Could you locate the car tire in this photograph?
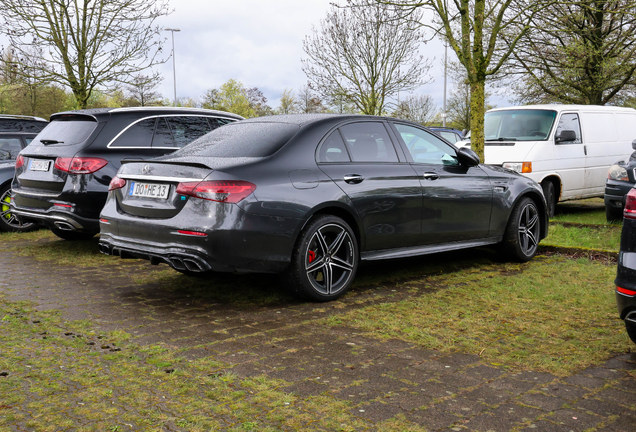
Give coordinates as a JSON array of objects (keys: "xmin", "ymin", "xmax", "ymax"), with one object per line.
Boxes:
[
  {"xmin": 541, "ymin": 181, "xmax": 557, "ymax": 219},
  {"xmin": 283, "ymin": 215, "xmax": 358, "ymax": 302},
  {"xmin": 605, "ymin": 201, "xmax": 623, "ymax": 222},
  {"xmin": 626, "ymin": 321, "xmax": 636, "ymax": 344},
  {"xmin": 500, "ymin": 197, "xmax": 541, "ymax": 262},
  {"xmin": 0, "ymin": 183, "xmax": 38, "ymax": 233},
  {"xmin": 51, "ymin": 227, "xmax": 96, "ymax": 241}
]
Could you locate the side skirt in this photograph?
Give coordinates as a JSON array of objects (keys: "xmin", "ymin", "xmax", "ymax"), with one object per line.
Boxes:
[{"xmin": 361, "ymin": 237, "xmax": 502, "ymax": 261}]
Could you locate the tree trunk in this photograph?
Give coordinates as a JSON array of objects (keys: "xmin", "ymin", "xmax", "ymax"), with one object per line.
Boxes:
[{"xmin": 469, "ymin": 80, "xmax": 486, "ymax": 162}]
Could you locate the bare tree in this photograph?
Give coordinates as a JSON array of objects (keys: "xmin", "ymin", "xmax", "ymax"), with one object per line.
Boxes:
[
  {"xmin": 373, "ymin": 0, "xmax": 544, "ymax": 160},
  {"xmin": 302, "ymin": 0, "xmax": 431, "ymax": 115},
  {"xmin": 392, "ymin": 94, "xmax": 437, "ymax": 125},
  {"xmin": 509, "ymin": 0, "xmax": 636, "ymax": 105},
  {"xmin": 296, "ymin": 84, "xmax": 326, "ymax": 113},
  {"xmin": 0, "ymin": 0, "xmax": 170, "ymax": 109},
  {"xmin": 126, "ymin": 74, "xmax": 164, "ymax": 107},
  {"xmin": 277, "ymin": 89, "xmax": 297, "ymax": 114}
]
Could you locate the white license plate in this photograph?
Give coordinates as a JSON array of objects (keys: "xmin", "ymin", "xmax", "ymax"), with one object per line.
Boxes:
[
  {"xmin": 29, "ymin": 160, "xmax": 51, "ymax": 172},
  {"xmin": 128, "ymin": 181, "xmax": 170, "ymax": 199}
]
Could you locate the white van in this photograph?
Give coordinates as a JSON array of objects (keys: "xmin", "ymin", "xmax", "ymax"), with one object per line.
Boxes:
[{"xmin": 481, "ymin": 104, "xmax": 636, "ymax": 216}]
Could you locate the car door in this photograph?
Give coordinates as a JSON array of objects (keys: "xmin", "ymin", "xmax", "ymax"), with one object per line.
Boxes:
[
  {"xmin": 317, "ymin": 121, "xmax": 422, "ymax": 251},
  {"xmin": 390, "ymin": 122, "xmax": 493, "ymax": 245},
  {"xmin": 553, "ymin": 112, "xmax": 586, "ymax": 199}
]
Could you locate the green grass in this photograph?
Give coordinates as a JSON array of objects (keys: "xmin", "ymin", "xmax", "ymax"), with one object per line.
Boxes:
[
  {"xmin": 0, "ymin": 298, "xmax": 402, "ymax": 431},
  {"xmin": 324, "ymin": 255, "xmax": 628, "ymax": 376},
  {"xmin": 543, "ymin": 223, "xmax": 621, "ymax": 251},
  {"xmin": 552, "ymin": 197, "xmax": 619, "ymax": 225}
]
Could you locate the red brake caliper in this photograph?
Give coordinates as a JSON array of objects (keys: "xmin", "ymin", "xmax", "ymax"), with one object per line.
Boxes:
[{"xmin": 308, "ymin": 250, "xmax": 316, "ymax": 263}]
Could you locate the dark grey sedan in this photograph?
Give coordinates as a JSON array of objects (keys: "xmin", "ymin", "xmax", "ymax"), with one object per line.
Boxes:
[{"xmin": 99, "ymin": 114, "xmax": 548, "ymax": 301}]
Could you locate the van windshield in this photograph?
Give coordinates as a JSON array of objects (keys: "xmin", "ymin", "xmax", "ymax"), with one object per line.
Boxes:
[{"xmin": 484, "ymin": 109, "xmax": 557, "ymax": 141}]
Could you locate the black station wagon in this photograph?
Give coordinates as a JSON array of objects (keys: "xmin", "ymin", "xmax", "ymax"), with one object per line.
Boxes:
[{"xmin": 11, "ymin": 107, "xmax": 242, "ymax": 240}]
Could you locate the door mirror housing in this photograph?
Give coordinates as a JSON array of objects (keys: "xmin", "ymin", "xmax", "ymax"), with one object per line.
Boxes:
[
  {"xmin": 555, "ymin": 130, "xmax": 577, "ymax": 143},
  {"xmin": 457, "ymin": 146, "xmax": 480, "ymax": 167},
  {"xmin": 632, "ymin": 139, "xmax": 636, "ymax": 150}
]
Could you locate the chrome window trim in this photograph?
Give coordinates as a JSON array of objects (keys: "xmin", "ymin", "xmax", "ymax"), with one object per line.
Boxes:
[{"xmin": 106, "ymin": 115, "xmax": 230, "ymax": 149}]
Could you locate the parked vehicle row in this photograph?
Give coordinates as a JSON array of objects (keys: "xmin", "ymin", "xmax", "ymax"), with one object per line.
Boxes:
[{"xmin": 3, "ymin": 109, "xmax": 551, "ymax": 301}]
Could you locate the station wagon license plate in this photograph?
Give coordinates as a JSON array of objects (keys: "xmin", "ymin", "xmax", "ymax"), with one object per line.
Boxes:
[
  {"xmin": 29, "ymin": 160, "xmax": 51, "ymax": 172},
  {"xmin": 128, "ymin": 182, "xmax": 169, "ymax": 199}
]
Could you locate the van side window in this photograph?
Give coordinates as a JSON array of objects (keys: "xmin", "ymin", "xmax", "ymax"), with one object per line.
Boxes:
[
  {"xmin": 111, "ymin": 118, "xmax": 156, "ymax": 148},
  {"xmin": 555, "ymin": 113, "xmax": 582, "ymax": 144}
]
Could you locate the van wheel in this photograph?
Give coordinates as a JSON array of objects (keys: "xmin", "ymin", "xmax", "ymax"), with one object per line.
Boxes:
[
  {"xmin": 283, "ymin": 215, "xmax": 358, "ymax": 302},
  {"xmin": 541, "ymin": 181, "xmax": 557, "ymax": 219},
  {"xmin": 51, "ymin": 227, "xmax": 96, "ymax": 241},
  {"xmin": 500, "ymin": 197, "xmax": 541, "ymax": 262}
]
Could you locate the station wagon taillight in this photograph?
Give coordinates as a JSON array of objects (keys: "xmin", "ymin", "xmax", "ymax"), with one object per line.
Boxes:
[
  {"xmin": 176, "ymin": 180, "xmax": 256, "ymax": 204},
  {"xmin": 15, "ymin": 155, "xmax": 25, "ymax": 169},
  {"xmin": 55, "ymin": 157, "xmax": 108, "ymax": 174},
  {"xmin": 108, "ymin": 176, "xmax": 126, "ymax": 191},
  {"xmin": 625, "ymin": 189, "xmax": 636, "ymax": 220}
]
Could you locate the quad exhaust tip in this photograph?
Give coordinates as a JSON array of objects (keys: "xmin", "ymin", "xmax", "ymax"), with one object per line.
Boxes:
[{"xmin": 54, "ymin": 221, "xmax": 76, "ymax": 231}]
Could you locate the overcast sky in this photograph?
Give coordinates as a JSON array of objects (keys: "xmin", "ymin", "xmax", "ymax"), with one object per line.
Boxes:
[
  {"xmin": 152, "ymin": 0, "xmax": 459, "ymax": 110},
  {"xmin": 0, "ymin": 0, "xmax": 512, "ymax": 112}
]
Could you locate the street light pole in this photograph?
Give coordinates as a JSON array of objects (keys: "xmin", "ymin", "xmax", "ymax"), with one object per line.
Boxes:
[{"xmin": 164, "ymin": 28, "xmax": 180, "ymax": 106}]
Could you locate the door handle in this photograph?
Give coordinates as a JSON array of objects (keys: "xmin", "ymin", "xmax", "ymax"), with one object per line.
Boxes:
[
  {"xmin": 343, "ymin": 174, "xmax": 364, "ymax": 184},
  {"xmin": 422, "ymin": 172, "xmax": 439, "ymax": 180},
  {"xmin": 584, "ymin": 145, "xmax": 587, "ymax": 155}
]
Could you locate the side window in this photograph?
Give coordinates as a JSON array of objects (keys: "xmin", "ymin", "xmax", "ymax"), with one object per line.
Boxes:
[
  {"xmin": 152, "ymin": 118, "xmax": 176, "ymax": 147},
  {"xmin": 166, "ymin": 116, "xmax": 212, "ymax": 147},
  {"xmin": 338, "ymin": 122, "xmax": 398, "ymax": 163},
  {"xmin": 555, "ymin": 113, "xmax": 582, "ymax": 144},
  {"xmin": 111, "ymin": 118, "xmax": 156, "ymax": 148},
  {"xmin": 212, "ymin": 118, "xmax": 234, "ymax": 128},
  {"xmin": 0, "ymin": 138, "xmax": 23, "ymax": 160},
  {"xmin": 317, "ymin": 131, "xmax": 351, "ymax": 163},
  {"xmin": 394, "ymin": 123, "xmax": 458, "ymax": 165},
  {"xmin": 438, "ymin": 131, "xmax": 459, "ymax": 144}
]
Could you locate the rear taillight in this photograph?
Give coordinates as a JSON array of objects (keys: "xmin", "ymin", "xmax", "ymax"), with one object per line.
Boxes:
[
  {"xmin": 108, "ymin": 176, "xmax": 126, "ymax": 191},
  {"xmin": 625, "ymin": 189, "xmax": 636, "ymax": 220},
  {"xmin": 15, "ymin": 155, "xmax": 25, "ymax": 169},
  {"xmin": 617, "ymin": 286, "xmax": 636, "ymax": 296},
  {"xmin": 176, "ymin": 180, "xmax": 256, "ymax": 203},
  {"xmin": 55, "ymin": 157, "xmax": 108, "ymax": 174}
]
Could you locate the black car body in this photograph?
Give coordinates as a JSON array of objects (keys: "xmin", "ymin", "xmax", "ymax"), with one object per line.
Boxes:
[
  {"xmin": 11, "ymin": 107, "xmax": 242, "ymax": 240},
  {"xmin": 0, "ymin": 115, "xmax": 48, "ymax": 232},
  {"xmin": 98, "ymin": 114, "xmax": 548, "ymax": 301},
  {"xmin": 615, "ymin": 188, "xmax": 636, "ymax": 342},
  {"xmin": 428, "ymin": 127, "xmax": 464, "ymax": 145},
  {"xmin": 605, "ymin": 140, "xmax": 636, "ymax": 221}
]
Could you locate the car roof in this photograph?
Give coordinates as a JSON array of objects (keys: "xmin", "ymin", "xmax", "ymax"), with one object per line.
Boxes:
[
  {"xmin": 0, "ymin": 114, "xmax": 47, "ymax": 122},
  {"xmin": 241, "ymin": 113, "xmax": 419, "ymax": 127},
  {"xmin": 50, "ymin": 107, "xmax": 245, "ymax": 121}
]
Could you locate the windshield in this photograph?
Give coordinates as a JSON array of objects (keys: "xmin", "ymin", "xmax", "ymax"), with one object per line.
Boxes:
[{"xmin": 484, "ymin": 109, "xmax": 556, "ymax": 141}]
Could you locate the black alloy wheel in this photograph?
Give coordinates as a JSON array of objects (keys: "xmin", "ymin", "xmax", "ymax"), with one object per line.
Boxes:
[
  {"xmin": 541, "ymin": 180, "xmax": 556, "ymax": 219},
  {"xmin": 501, "ymin": 197, "xmax": 541, "ymax": 262},
  {"xmin": 284, "ymin": 215, "xmax": 358, "ymax": 301},
  {"xmin": 626, "ymin": 321, "xmax": 636, "ymax": 344},
  {"xmin": 0, "ymin": 184, "xmax": 36, "ymax": 232}
]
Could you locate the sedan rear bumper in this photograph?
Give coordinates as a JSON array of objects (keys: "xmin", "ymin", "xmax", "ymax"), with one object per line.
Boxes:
[{"xmin": 10, "ymin": 204, "xmax": 100, "ymax": 232}]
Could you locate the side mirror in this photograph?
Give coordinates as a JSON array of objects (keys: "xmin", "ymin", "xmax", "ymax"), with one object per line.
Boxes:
[
  {"xmin": 461, "ymin": 129, "xmax": 468, "ymax": 137},
  {"xmin": 555, "ymin": 130, "xmax": 577, "ymax": 143},
  {"xmin": 457, "ymin": 146, "xmax": 480, "ymax": 167},
  {"xmin": 632, "ymin": 139, "xmax": 636, "ymax": 150}
]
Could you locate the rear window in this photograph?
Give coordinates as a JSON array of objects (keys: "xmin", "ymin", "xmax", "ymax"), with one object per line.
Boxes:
[
  {"xmin": 0, "ymin": 119, "xmax": 46, "ymax": 132},
  {"xmin": 173, "ymin": 122, "xmax": 299, "ymax": 158},
  {"xmin": 36, "ymin": 118, "xmax": 98, "ymax": 146}
]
